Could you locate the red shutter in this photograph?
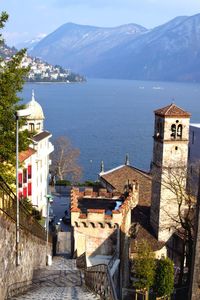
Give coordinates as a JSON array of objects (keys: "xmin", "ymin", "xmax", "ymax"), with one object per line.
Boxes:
[
  {"xmin": 18, "ymin": 173, "xmax": 22, "ymax": 188},
  {"xmin": 23, "ymin": 187, "xmax": 27, "ymax": 198},
  {"xmin": 28, "ymin": 182, "xmax": 32, "ymax": 196},
  {"xmin": 18, "ymin": 191, "xmax": 23, "ymax": 199},
  {"xmin": 28, "ymin": 165, "xmax": 32, "ymax": 179}
]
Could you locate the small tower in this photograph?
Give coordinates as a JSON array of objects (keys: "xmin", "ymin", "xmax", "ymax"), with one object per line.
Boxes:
[
  {"xmin": 125, "ymin": 153, "xmax": 130, "ymax": 166},
  {"xmin": 25, "ymin": 90, "xmax": 45, "ymax": 133},
  {"xmin": 100, "ymin": 160, "xmax": 104, "ymax": 173},
  {"xmin": 150, "ymin": 103, "xmax": 191, "ymax": 241}
]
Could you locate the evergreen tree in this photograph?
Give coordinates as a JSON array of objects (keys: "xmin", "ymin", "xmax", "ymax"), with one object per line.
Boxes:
[
  {"xmin": 0, "ymin": 11, "xmax": 30, "ymax": 184},
  {"xmin": 154, "ymin": 257, "xmax": 174, "ymax": 298},
  {"xmin": 132, "ymin": 240, "xmax": 156, "ymax": 291}
]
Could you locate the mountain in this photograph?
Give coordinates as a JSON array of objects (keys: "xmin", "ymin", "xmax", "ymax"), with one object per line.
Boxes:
[
  {"xmin": 16, "ymin": 34, "xmax": 47, "ymax": 51},
  {"xmin": 29, "ymin": 23, "xmax": 147, "ymax": 74},
  {"xmin": 30, "ymin": 14, "xmax": 200, "ymax": 82}
]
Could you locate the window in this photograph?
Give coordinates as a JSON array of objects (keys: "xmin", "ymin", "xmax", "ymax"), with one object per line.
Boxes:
[
  {"xmin": 177, "ymin": 124, "xmax": 182, "ymax": 138},
  {"xmin": 23, "ymin": 169, "xmax": 27, "ymax": 183},
  {"xmin": 171, "ymin": 124, "xmax": 176, "ymax": 139},
  {"xmin": 18, "ymin": 173, "xmax": 22, "ymax": 188},
  {"xmin": 28, "ymin": 182, "xmax": 32, "ymax": 196},
  {"xmin": 171, "ymin": 123, "xmax": 183, "ymax": 139},
  {"xmin": 29, "ymin": 123, "xmax": 35, "ymax": 132},
  {"xmin": 156, "ymin": 119, "xmax": 163, "ymax": 138},
  {"xmin": 28, "ymin": 165, "xmax": 32, "ymax": 179},
  {"xmin": 23, "ymin": 187, "xmax": 27, "ymax": 198}
]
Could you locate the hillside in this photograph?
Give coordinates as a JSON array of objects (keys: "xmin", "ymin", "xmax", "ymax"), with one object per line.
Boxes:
[
  {"xmin": 0, "ymin": 44, "xmax": 85, "ymax": 83},
  {"xmin": 29, "ymin": 14, "xmax": 200, "ymax": 82}
]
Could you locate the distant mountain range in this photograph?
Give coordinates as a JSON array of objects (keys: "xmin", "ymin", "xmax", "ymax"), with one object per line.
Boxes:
[{"xmin": 29, "ymin": 14, "xmax": 200, "ymax": 82}]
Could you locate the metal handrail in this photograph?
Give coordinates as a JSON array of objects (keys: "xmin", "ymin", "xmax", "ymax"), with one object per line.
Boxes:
[
  {"xmin": 84, "ymin": 263, "xmax": 118, "ymax": 300},
  {"xmin": 0, "ymin": 175, "xmax": 50, "ymax": 241}
]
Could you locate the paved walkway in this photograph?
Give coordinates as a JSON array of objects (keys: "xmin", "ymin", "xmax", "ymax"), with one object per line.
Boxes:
[{"xmin": 9, "ymin": 256, "xmax": 99, "ymax": 300}]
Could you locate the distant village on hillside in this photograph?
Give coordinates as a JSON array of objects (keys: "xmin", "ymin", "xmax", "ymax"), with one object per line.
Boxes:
[{"xmin": 0, "ymin": 44, "xmax": 86, "ymax": 83}]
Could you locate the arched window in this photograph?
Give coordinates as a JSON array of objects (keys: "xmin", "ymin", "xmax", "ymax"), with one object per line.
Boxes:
[
  {"xmin": 171, "ymin": 124, "xmax": 176, "ymax": 139},
  {"xmin": 29, "ymin": 123, "xmax": 35, "ymax": 132},
  {"xmin": 177, "ymin": 124, "xmax": 182, "ymax": 138}
]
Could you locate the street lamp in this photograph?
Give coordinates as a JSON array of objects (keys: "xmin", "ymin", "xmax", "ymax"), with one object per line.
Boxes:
[
  {"xmin": 15, "ymin": 108, "xmax": 31, "ymax": 266},
  {"xmin": 45, "ymin": 194, "xmax": 53, "ymax": 265}
]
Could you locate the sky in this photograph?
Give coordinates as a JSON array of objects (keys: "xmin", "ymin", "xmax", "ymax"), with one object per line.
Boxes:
[{"xmin": 1, "ymin": 0, "xmax": 200, "ymax": 46}]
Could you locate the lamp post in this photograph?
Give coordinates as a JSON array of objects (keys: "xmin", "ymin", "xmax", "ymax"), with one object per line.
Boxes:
[
  {"xmin": 15, "ymin": 108, "xmax": 31, "ymax": 266},
  {"xmin": 45, "ymin": 194, "xmax": 53, "ymax": 265}
]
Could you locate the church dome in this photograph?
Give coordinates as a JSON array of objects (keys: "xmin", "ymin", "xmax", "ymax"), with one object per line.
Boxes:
[{"xmin": 26, "ymin": 90, "xmax": 45, "ymax": 120}]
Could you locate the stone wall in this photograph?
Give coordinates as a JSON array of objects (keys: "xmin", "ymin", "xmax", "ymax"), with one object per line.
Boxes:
[{"xmin": 0, "ymin": 212, "xmax": 52, "ymax": 300}]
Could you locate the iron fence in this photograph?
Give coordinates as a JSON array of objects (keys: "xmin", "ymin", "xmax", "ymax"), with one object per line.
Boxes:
[
  {"xmin": 84, "ymin": 264, "xmax": 118, "ymax": 300},
  {"xmin": 0, "ymin": 175, "xmax": 50, "ymax": 242}
]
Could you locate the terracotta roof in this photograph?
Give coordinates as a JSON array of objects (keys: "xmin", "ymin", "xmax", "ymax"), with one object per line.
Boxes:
[
  {"xmin": 154, "ymin": 103, "xmax": 191, "ymax": 118},
  {"xmin": 19, "ymin": 148, "xmax": 36, "ymax": 163},
  {"xmin": 130, "ymin": 206, "xmax": 165, "ymax": 252},
  {"xmin": 100, "ymin": 165, "xmax": 152, "ymax": 207},
  {"xmin": 32, "ymin": 131, "xmax": 51, "ymax": 142}
]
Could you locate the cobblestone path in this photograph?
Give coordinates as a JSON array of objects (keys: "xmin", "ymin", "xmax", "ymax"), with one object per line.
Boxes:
[{"xmin": 9, "ymin": 255, "xmax": 99, "ymax": 300}]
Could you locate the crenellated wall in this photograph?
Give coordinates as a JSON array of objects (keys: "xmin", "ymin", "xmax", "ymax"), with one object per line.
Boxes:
[
  {"xmin": 71, "ymin": 185, "xmax": 139, "ymax": 259},
  {"xmin": 0, "ymin": 213, "xmax": 52, "ymax": 300}
]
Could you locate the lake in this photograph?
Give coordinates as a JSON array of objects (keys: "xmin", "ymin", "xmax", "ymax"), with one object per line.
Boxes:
[{"xmin": 21, "ymin": 79, "xmax": 200, "ymax": 180}]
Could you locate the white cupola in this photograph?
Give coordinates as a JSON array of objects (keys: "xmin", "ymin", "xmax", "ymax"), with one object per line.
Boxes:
[{"xmin": 25, "ymin": 90, "xmax": 45, "ymax": 133}]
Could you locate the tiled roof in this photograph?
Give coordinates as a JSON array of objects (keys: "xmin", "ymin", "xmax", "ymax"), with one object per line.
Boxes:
[
  {"xmin": 100, "ymin": 165, "xmax": 152, "ymax": 207},
  {"xmin": 154, "ymin": 103, "xmax": 191, "ymax": 118},
  {"xmin": 32, "ymin": 131, "xmax": 52, "ymax": 142},
  {"xmin": 130, "ymin": 206, "xmax": 165, "ymax": 252},
  {"xmin": 19, "ymin": 148, "xmax": 36, "ymax": 163}
]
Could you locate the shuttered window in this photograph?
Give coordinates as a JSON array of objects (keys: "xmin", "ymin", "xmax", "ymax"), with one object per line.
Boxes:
[{"xmin": 28, "ymin": 182, "xmax": 32, "ymax": 196}]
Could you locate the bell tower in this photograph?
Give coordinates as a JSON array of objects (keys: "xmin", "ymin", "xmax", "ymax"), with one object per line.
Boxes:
[{"xmin": 150, "ymin": 103, "xmax": 191, "ymax": 241}]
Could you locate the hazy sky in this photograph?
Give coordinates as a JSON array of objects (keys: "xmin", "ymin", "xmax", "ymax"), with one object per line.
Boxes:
[{"xmin": 1, "ymin": 0, "xmax": 200, "ymax": 46}]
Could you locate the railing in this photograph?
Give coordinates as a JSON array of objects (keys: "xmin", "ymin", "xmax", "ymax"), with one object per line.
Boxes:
[
  {"xmin": 0, "ymin": 175, "xmax": 50, "ymax": 242},
  {"xmin": 84, "ymin": 264, "xmax": 118, "ymax": 300}
]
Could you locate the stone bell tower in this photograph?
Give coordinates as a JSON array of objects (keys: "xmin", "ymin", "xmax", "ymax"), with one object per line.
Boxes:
[{"xmin": 150, "ymin": 103, "xmax": 191, "ymax": 242}]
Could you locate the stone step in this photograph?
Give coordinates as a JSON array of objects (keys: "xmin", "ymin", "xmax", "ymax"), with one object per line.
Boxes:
[
  {"xmin": 9, "ymin": 286, "xmax": 99, "ymax": 300},
  {"xmin": 8, "ymin": 256, "xmax": 100, "ymax": 299}
]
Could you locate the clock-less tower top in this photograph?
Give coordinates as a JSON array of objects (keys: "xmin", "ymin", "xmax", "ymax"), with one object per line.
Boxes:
[{"xmin": 150, "ymin": 103, "xmax": 191, "ymax": 242}]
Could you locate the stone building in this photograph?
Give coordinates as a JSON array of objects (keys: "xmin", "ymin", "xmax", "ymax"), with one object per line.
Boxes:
[
  {"xmin": 98, "ymin": 103, "xmax": 192, "ymax": 292},
  {"xmin": 71, "ymin": 183, "xmax": 139, "ymax": 288}
]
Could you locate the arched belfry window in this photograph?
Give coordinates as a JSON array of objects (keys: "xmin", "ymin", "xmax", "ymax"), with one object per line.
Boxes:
[
  {"xmin": 177, "ymin": 124, "xmax": 182, "ymax": 138},
  {"xmin": 171, "ymin": 124, "xmax": 176, "ymax": 139}
]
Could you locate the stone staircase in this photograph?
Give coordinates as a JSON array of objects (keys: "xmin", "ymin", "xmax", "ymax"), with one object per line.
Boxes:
[{"xmin": 8, "ymin": 255, "xmax": 99, "ymax": 300}]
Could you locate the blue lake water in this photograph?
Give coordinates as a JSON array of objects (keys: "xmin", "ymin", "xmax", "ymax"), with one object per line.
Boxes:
[{"xmin": 21, "ymin": 79, "xmax": 200, "ymax": 180}]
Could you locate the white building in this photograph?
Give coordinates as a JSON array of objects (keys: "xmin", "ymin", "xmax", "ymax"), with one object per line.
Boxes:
[
  {"xmin": 19, "ymin": 90, "xmax": 54, "ymax": 216},
  {"xmin": 189, "ymin": 123, "xmax": 200, "ymax": 164}
]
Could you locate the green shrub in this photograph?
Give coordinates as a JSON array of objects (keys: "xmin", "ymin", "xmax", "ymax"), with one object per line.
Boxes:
[
  {"xmin": 55, "ymin": 179, "xmax": 71, "ymax": 186},
  {"xmin": 154, "ymin": 257, "xmax": 174, "ymax": 297}
]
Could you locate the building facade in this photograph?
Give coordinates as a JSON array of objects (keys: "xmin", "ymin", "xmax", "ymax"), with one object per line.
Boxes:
[{"xmin": 19, "ymin": 90, "xmax": 54, "ymax": 216}]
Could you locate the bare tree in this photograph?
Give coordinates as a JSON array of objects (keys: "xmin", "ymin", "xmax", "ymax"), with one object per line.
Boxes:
[
  {"xmin": 158, "ymin": 165, "xmax": 198, "ymax": 285},
  {"xmin": 50, "ymin": 136, "xmax": 82, "ymax": 182}
]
